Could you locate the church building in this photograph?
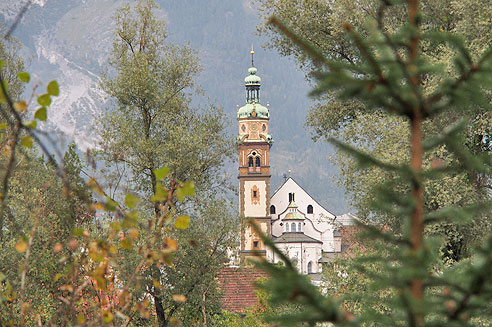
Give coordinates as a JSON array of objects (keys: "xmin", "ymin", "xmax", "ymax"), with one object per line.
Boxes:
[{"xmin": 236, "ymin": 50, "xmax": 356, "ymax": 275}]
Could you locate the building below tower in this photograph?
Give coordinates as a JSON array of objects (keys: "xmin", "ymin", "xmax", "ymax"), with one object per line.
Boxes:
[
  {"xmin": 268, "ymin": 177, "xmax": 356, "ymax": 278},
  {"xmin": 234, "ymin": 53, "xmax": 356, "ymax": 276}
]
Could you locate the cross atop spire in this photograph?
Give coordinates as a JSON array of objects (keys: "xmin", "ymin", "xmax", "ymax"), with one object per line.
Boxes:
[{"xmin": 250, "ymin": 44, "xmax": 255, "ymax": 67}]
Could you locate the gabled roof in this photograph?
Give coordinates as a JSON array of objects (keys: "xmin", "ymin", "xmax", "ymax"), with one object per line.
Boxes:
[
  {"xmin": 271, "ymin": 177, "xmax": 336, "ymax": 217},
  {"xmin": 273, "ymin": 232, "xmax": 322, "ymax": 244}
]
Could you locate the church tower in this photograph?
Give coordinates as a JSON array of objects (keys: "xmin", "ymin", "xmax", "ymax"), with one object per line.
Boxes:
[{"xmin": 237, "ymin": 49, "xmax": 273, "ymax": 263}]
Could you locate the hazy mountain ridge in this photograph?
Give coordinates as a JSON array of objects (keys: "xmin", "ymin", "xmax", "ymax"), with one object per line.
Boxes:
[{"xmin": 1, "ymin": 0, "xmax": 350, "ymax": 214}]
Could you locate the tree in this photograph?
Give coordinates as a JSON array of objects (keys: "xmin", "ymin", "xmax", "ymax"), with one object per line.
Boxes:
[
  {"xmin": 0, "ymin": 146, "xmax": 94, "ymax": 325},
  {"xmin": 257, "ymin": 0, "xmax": 492, "ymax": 260},
  {"xmin": 99, "ymin": 0, "xmax": 232, "ymax": 202},
  {"xmin": 253, "ymin": 0, "xmax": 492, "ymax": 326},
  {"xmin": 97, "ymin": 1, "xmax": 235, "ymax": 326}
]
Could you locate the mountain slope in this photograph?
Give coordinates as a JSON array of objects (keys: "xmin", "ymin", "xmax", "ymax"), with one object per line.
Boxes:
[{"xmin": 0, "ymin": 0, "xmax": 349, "ymax": 214}]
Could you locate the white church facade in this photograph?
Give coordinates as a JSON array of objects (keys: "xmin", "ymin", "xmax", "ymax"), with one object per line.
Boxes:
[{"xmin": 236, "ymin": 51, "xmax": 355, "ymax": 276}]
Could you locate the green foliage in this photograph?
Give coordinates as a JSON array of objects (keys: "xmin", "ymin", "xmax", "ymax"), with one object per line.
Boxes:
[
  {"xmin": 99, "ymin": 0, "xmax": 233, "ymax": 201},
  {"xmin": 96, "ymin": 1, "xmax": 236, "ymax": 326},
  {"xmin": 258, "ymin": 0, "xmax": 492, "ymax": 260},
  {"xmin": 254, "ymin": 0, "xmax": 492, "ymax": 326},
  {"xmin": 0, "ymin": 3, "xmax": 236, "ymax": 326}
]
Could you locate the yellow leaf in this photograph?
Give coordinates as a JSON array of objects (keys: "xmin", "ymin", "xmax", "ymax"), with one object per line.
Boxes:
[
  {"xmin": 17, "ymin": 72, "xmax": 30, "ymax": 83},
  {"xmin": 150, "ymin": 182, "xmax": 167, "ymax": 202},
  {"xmin": 24, "ymin": 120, "xmax": 36, "ymax": 129},
  {"xmin": 15, "ymin": 239, "xmax": 27, "ymax": 253},
  {"xmin": 135, "ymin": 298, "xmax": 150, "ymax": 319},
  {"xmin": 102, "ymin": 310, "xmax": 113, "ymax": 323},
  {"xmin": 47, "ymin": 80, "xmax": 59, "ymax": 96},
  {"xmin": 154, "ymin": 167, "xmax": 169, "ymax": 180},
  {"xmin": 34, "ymin": 107, "xmax": 47, "ymax": 121},
  {"xmin": 174, "ymin": 215, "xmax": 190, "ymax": 230},
  {"xmin": 88, "ymin": 178, "xmax": 105, "ymax": 196},
  {"xmin": 164, "ymin": 238, "xmax": 178, "ymax": 251},
  {"xmin": 109, "ymin": 245, "xmax": 117, "ymax": 255},
  {"xmin": 120, "ymin": 238, "xmax": 133, "ymax": 250},
  {"xmin": 177, "ymin": 181, "xmax": 195, "ymax": 202},
  {"xmin": 153, "ymin": 279, "xmax": 162, "ymax": 289},
  {"xmin": 128, "ymin": 228, "xmax": 139, "ymax": 239},
  {"xmin": 90, "ymin": 202, "xmax": 106, "ymax": 211},
  {"xmin": 77, "ymin": 314, "xmax": 86, "ymax": 325},
  {"xmin": 172, "ymin": 294, "xmax": 187, "ymax": 303},
  {"xmin": 124, "ymin": 193, "xmax": 140, "ymax": 209},
  {"xmin": 53, "ymin": 242, "xmax": 63, "ymax": 253},
  {"xmin": 13, "ymin": 101, "xmax": 27, "ymax": 112},
  {"xmin": 20, "ymin": 136, "xmax": 33, "ymax": 148},
  {"xmin": 110, "ymin": 221, "xmax": 121, "ymax": 233}
]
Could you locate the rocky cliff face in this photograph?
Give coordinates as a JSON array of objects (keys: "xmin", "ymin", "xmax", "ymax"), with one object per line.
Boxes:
[{"xmin": 0, "ymin": 0, "xmax": 349, "ymax": 214}]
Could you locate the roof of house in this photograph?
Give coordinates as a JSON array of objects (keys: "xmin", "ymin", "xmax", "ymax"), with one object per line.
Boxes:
[
  {"xmin": 217, "ymin": 267, "xmax": 269, "ymax": 313},
  {"xmin": 271, "ymin": 177, "xmax": 336, "ymax": 217},
  {"xmin": 273, "ymin": 232, "xmax": 323, "ymax": 244}
]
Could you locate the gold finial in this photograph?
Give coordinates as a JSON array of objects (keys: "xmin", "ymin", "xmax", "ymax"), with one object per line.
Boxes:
[{"xmin": 250, "ymin": 44, "xmax": 254, "ymax": 67}]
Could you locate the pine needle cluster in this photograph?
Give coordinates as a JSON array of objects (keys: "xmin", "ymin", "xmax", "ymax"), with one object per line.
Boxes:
[{"xmin": 255, "ymin": 1, "xmax": 492, "ymax": 326}]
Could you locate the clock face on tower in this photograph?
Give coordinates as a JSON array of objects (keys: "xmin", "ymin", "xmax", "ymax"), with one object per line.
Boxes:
[{"xmin": 250, "ymin": 122, "xmax": 258, "ymax": 131}]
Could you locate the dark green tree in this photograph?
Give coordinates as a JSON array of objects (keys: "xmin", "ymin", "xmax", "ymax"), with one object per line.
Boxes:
[
  {"xmin": 254, "ymin": 0, "xmax": 492, "ymax": 326},
  {"xmin": 257, "ymin": 0, "xmax": 492, "ymax": 261}
]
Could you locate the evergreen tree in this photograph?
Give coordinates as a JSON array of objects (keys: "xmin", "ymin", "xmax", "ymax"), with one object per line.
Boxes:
[
  {"xmin": 257, "ymin": 0, "xmax": 492, "ymax": 260},
  {"xmin": 254, "ymin": 0, "xmax": 492, "ymax": 326}
]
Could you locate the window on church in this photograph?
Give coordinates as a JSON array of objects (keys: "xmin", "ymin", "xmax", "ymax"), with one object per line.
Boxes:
[
  {"xmin": 298, "ymin": 222, "xmax": 302, "ymax": 232},
  {"xmin": 307, "ymin": 261, "xmax": 313, "ymax": 274},
  {"xmin": 288, "ymin": 193, "xmax": 295, "ymax": 202},
  {"xmin": 291, "ymin": 222, "xmax": 296, "ymax": 232},
  {"xmin": 255, "ymin": 156, "xmax": 261, "ymax": 167},
  {"xmin": 307, "ymin": 204, "xmax": 313, "ymax": 214},
  {"xmin": 252, "ymin": 240, "xmax": 260, "ymax": 249},
  {"xmin": 270, "ymin": 205, "xmax": 276, "ymax": 214},
  {"xmin": 253, "ymin": 190, "xmax": 257, "ymax": 197},
  {"xmin": 248, "ymin": 157, "xmax": 254, "ymax": 167},
  {"xmin": 286, "ymin": 223, "xmax": 289, "ymax": 232}
]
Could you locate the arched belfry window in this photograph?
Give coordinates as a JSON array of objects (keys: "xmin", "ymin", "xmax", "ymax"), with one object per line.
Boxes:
[
  {"xmin": 286, "ymin": 223, "xmax": 289, "ymax": 232},
  {"xmin": 298, "ymin": 222, "xmax": 302, "ymax": 232},
  {"xmin": 248, "ymin": 152, "xmax": 261, "ymax": 173},
  {"xmin": 307, "ymin": 261, "xmax": 313, "ymax": 274},
  {"xmin": 288, "ymin": 193, "xmax": 295, "ymax": 202},
  {"xmin": 291, "ymin": 222, "xmax": 296, "ymax": 232},
  {"xmin": 307, "ymin": 205, "xmax": 313, "ymax": 214},
  {"xmin": 270, "ymin": 205, "xmax": 276, "ymax": 214}
]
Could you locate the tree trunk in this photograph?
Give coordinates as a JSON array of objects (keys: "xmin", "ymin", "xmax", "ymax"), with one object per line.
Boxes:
[
  {"xmin": 408, "ymin": 2, "xmax": 423, "ymax": 326},
  {"xmin": 154, "ymin": 294, "xmax": 168, "ymax": 327},
  {"xmin": 410, "ymin": 111, "xmax": 424, "ymax": 327},
  {"xmin": 202, "ymin": 288, "xmax": 207, "ymax": 327}
]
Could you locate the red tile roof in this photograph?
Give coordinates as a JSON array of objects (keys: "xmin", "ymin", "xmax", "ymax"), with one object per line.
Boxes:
[{"xmin": 217, "ymin": 267, "xmax": 269, "ymax": 313}]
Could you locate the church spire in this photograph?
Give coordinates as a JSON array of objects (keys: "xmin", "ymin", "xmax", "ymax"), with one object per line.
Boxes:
[
  {"xmin": 237, "ymin": 50, "xmax": 273, "ymax": 264},
  {"xmin": 237, "ymin": 50, "xmax": 270, "ymax": 119},
  {"xmin": 245, "ymin": 66, "xmax": 261, "ymax": 104}
]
